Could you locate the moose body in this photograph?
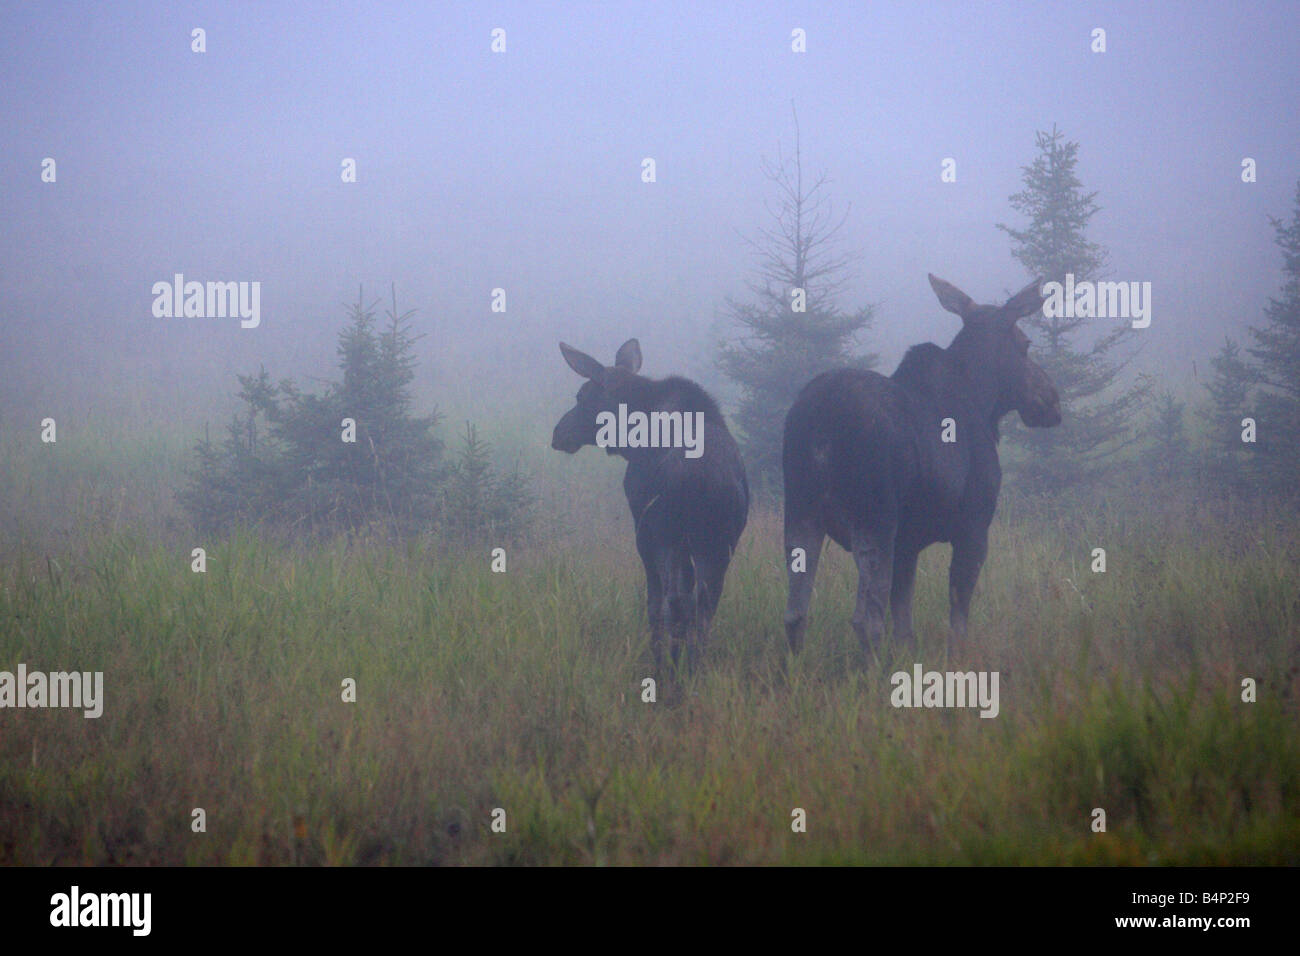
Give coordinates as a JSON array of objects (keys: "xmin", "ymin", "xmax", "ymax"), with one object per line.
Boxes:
[
  {"xmin": 782, "ymin": 275, "xmax": 1061, "ymax": 656},
  {"xmin": 552, "ymin": 339, "xmax": 749, "ymax": 672}
]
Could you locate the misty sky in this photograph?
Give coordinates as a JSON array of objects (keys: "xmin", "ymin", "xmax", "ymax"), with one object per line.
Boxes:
[{"xmin": 2, "ymin": 0, "xmax": 1298, "ymax": 427}]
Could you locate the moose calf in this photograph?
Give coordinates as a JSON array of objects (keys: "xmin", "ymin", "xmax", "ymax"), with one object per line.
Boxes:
[{"xmin": 552, "ymin": 339, "xmax": 749, "ymax": 673}]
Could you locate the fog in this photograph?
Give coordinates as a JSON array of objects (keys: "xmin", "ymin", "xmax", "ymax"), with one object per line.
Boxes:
[
  {"xmin": 2, "ymin": 0, "xmax": 1297, "ymax": 439},
  {"xmin": 3, "ymin": 3, "xmax": 1299, "ymax": 878}
]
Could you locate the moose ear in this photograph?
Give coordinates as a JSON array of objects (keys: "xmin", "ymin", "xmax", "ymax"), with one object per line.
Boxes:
[
  {"xmin": 559, "ymin": 342, "xmax": 606, "ymax": 381},
  {"xmin": 1003, "ymin": 278, "xmax": 1045, "ymax": 321},
  {"xmin": 614, "ymin": 338, "xmax": 642, "ymax": 373},
  {"xmin": 928, "ymin": 274, "xmax": 976, "ymax": 320}
]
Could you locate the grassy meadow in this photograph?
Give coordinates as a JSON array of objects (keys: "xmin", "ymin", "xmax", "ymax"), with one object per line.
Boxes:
[{"xmin": 1, "ymin": 412, "xmax": 1298, "ymax": 865}]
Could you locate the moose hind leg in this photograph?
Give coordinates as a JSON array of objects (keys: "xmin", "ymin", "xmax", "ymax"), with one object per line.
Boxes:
[
  {"xmin": 783, "ymin": 517, "xmax": 825, "ymax": 654},
  {"xmin": 851, "ymin": 527, "xmax": 894, "ymax": 656},
  {"xmin": 889, "ymin": 545, "xmax": 920, "ymax": 646},
  {"xmin": 661, "ymin": 547, "xmax": 696, "ymax": 673},
  {"xmin": 692, "ymin": 542, "xmax": 733, "ymax": 658}
]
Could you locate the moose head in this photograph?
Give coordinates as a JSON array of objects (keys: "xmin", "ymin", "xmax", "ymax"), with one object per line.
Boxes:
[
  {"xmin": 550, "ymin": 338, "xmax": 645, "ymax": 454},
  {"xmin": 929, "ymin": 274, "xmax": 1062, "ymax": 429}
]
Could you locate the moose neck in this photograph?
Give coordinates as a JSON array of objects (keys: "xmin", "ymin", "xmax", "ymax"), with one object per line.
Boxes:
[
  {"xmin": 945, "ymin": 334, "xmax": 1009, "ymax": 435},
  {"xmin": 602, "ymin": 375, "xmax": 716, "ymax": 464}
]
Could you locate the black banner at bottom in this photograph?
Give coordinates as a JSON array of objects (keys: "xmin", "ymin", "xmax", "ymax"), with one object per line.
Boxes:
[{"xmin": 0, "ymin": 865, "xmax": 1287, "ymax": 943}]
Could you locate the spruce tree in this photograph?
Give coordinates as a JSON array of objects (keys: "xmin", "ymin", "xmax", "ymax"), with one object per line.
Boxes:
[
  {"xmin": 1138, "ymin": 388, "xmax": 1190, "ymax": 486},
  {"xmin": 996, "ymin": 125, "xmax": 1149, "ymax": 493},
  {"xmin": 441, "ymin": 422, "xmax": 535, "ymax": 540},
  {"xmin": 1247, "ymin": 179, "xmax": 1300, "ymax": 496},
  {"xmin": 1202, "ymin": 337, "xmax": 1257, "ymax": 492},
  {"xmin": 716, "ymin": 109, "xmax": 877, "ymax": 491},
  {"xmin": 182, "ymin": 287, "xmax": 446, "ymax": 535}
]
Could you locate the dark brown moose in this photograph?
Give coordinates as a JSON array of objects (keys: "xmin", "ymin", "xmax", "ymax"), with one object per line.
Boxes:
[
  {"xmin": 782, "ymin": 275, "xmax": 1061, "ymax": 657},
  {"xmin": 552, "ymin": 338, "xmax": 749, "ymax": 674}
]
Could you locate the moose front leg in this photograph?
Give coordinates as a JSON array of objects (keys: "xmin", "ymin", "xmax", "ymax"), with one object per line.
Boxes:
[
  {"xmin": 667, "ymin": 548, "xmax": 698, "ymax": 672},
  {"xmin": 637, "ymin": 538, "xmax": 667, "ymax": 676},
  {"xmin": 645, "ymin": 566, "xmax": 665, "ymax": 673},
  {"xmin": 947, "ymin": 529, "xmax": 988, "ymax": 656}
]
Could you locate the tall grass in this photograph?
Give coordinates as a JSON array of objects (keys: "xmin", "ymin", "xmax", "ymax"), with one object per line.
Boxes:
[{"xmin": 1, "ymin": 476, "xmax": 1296, "ymax": 863}]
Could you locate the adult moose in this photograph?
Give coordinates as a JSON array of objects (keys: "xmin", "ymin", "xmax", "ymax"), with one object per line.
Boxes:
[
  {"xmin": 782, "ymin": 274, "xmax": 1061, "ymax": 658},
  {"xmin": 552, "ymin": 338, "xmax": 749, "ymax": 673}
]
